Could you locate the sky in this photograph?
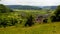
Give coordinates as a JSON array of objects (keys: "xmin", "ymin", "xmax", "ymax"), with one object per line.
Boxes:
[{"xmin": 0, "ymin": 0, "xmax": 60, "ymax": 6}]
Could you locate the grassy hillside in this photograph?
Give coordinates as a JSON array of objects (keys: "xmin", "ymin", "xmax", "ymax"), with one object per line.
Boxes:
[{"xmin": 0, "ymin": 22, "xmax": 60, "ymax": 34}]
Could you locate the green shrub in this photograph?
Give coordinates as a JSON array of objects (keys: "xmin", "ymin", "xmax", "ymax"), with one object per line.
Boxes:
[
  {"xmin": 0, "ymin": 15, "xmax": 19, "ymax": 28},
  {"xmin": 25, "ymin": 15, "xmax": 34, "ymax": 27}
]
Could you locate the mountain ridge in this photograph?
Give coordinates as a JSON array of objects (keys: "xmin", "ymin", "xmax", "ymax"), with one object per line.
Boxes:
[
  {"xmin": 6, "ymin": 5, "xmax": 42, "ymax": 10},
  {"xmin": 6, "ymin": 5, "xmax": 57, "ymax": 10}
]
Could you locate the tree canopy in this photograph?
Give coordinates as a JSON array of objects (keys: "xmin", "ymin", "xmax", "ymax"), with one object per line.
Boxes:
[
  {"xmin": 0, "ymin": 4, "xmax": 13, "ymax": 13},
  {"xmin": 51, "ymin": 5, "xmax": 60, "ymax": 22}
]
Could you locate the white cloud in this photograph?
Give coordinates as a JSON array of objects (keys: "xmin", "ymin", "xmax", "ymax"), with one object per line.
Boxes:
[{"xmin": 0, "ymin": 0, "xmax": 60, "ymax": 6}]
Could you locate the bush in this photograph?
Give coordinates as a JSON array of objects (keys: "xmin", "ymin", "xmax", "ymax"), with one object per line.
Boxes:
[
  {"xmin": 0, "ymin": 16, "xmax": 18, "ymax": 28},
  {"xmin": 43, "ymin": 19, "xmax": 48, "ymax": 23},
  {"xmin": 10, "ymin": 18, "xmax": 18, "ymax": 26},
  {"xmin": 25, "ymin": 15, "xmax": 34, "ymax": 27}
]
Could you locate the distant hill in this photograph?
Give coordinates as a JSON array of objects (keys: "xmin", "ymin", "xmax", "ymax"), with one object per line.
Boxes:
[
  {"xmin": 6, "ymin": 5, "xmax": 57, "ymax": 10},
  {"xmin": 6, "ymin": 5, "xmax": 42, "ymax": 10},
  {"xmin": 40, "ymin": 6, "xmax": 57, "ymax": 10}
]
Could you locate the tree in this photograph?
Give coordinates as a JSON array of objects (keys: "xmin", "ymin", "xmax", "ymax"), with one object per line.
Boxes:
[
  {"xmin": 0, "ymin": 4, "xmax": 13, "ymax": 13},
  {"xmin": 54, "ymin": 5, "xmax": 60, "ymax": 16},
  {"xmin": 51, "ymin": 5, "xmax": 60, "ymax": 22},
  {"xmin": 25, "ymin": 15, "xmax": 34, "ymax": 27}
]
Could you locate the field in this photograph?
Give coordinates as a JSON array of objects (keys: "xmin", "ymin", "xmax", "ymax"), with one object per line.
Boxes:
[
  {"xmin": 0, "ymin": 10, "xmax": 58, "ymax": 34},
  {"xmin": 0, "ymin": 22, "xmax": 60, "ymax": 34}
]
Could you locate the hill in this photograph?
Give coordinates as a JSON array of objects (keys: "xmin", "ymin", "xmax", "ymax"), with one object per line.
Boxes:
[
  {"xmin": 6, "ymin": 5, "xmax": 57, "ymax": 10},
  {"xmin": 6, "ymin": 5, "xmax": 42, "ymax": 10},
  {"xmin": 40, "ymin": 6, "xmax": 57, "ymax": 10}
]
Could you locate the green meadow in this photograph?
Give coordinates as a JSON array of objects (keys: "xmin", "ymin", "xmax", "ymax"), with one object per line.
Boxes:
[{"xmin": 0, "ymin": 22, "xmax": 60, "ymax": 34}]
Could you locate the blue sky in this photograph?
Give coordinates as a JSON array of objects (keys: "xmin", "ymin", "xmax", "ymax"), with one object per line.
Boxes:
[{"xmin": 0, "ymin": 0, "xmax": 60, "ymax": 6}]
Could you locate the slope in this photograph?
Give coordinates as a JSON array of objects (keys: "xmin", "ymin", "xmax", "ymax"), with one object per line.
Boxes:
[{"xmin": 0, "ymin": 22, "xmax": 60, "ymax": 34}]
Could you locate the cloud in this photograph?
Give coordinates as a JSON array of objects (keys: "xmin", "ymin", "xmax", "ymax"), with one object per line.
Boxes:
[{"xmin": 0, "ymin": 0, "xmax": 60, "ymax": 6}]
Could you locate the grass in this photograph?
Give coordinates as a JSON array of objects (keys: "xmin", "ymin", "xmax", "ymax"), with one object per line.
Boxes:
[
  {"xmin": 0, "ymin": 10, "xmax": 57, "ymax": 34},
  {"xmin": 0, "ymin": 22, "xmax": 60, "ymax": 34}
]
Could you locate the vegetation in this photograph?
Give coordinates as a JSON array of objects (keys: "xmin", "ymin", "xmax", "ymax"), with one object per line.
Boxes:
[
  {"xmin": 0, "ymin": 22, "xmax": 60, "ymax": 34},
  {"xmin": 25, "ymin": 15, "xmax": 34, "ymax": 26},
  {"xmin": 51, "ymin": 5, "xmax": 60, "ymax": 22},
  {"xmin": 0, "ymin": 4, "xmax": 49, "ymax": 28},
  {"xmin": 0, "ymin": 4, "xmax": 13, "ymax": 13},
  {"xmin": 0, "ymin": 4, "xmax": 60, "ymax": 34}
]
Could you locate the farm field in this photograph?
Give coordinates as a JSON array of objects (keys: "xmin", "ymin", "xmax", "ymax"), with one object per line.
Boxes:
[{"xmin": 0, "ymin": 22, "xmax": 60, "ymax": 34}]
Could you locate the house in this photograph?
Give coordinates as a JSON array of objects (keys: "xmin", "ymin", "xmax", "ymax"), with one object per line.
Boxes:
[{"xmin": 35, "ymin": 14, "xmax": 49, "ymax": 24}]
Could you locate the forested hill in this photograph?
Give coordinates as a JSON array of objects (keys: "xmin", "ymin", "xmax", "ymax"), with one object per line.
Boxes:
[
  {"xmin": 6, "ymin": 5, "xmax": 42, "ymax": 10},
  {"xmin": 41, "ymin": 6, "xmax": 57, "ymax": 10}
]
